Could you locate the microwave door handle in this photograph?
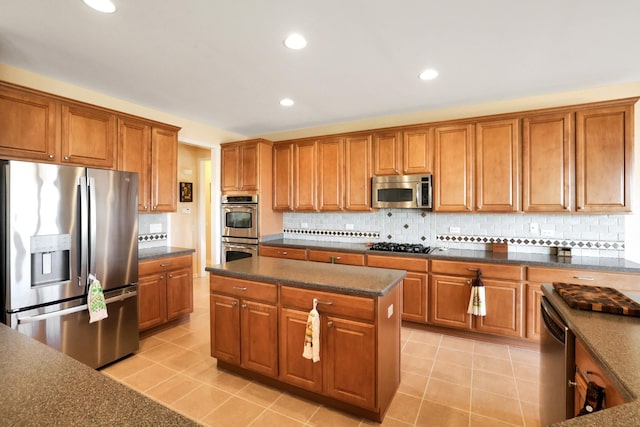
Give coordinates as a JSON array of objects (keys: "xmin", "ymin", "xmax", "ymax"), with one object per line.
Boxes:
[{"xmin": 416, "ymin": 183, "xmax": 422, "ymax": 207}]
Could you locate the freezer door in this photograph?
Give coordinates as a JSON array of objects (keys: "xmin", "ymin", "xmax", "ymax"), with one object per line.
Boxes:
[
  {"xmin": 2, "ymin": 160, "xmax": 86, "ymax": 310},
  {"xmin": 87, "ymin": 168, "xmax": 138, "ymax": 291},
  {"xmin": 11, "ymin": 285, "xmax": 139, "ymax": 368}
]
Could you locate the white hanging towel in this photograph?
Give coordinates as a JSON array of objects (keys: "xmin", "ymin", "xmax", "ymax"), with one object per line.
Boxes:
[
  {"xmin": 467, "ymin": 270, "xmax": 487, "ymax": 317},
  {"xmin": 88, "ymin": 274, "xmax": 108, "ymax": 323},
  {"xmin": 302, "ymin": 299, "xmax": 320, "ymax": 362}
]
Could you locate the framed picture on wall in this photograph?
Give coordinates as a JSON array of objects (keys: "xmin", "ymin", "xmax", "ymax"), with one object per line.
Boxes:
[{"xmin": 180, "ymin": 182, "xmax": 193, "ymax": 202}]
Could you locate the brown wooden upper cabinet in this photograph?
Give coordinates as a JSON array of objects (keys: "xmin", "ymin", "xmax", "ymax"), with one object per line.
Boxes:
[
  {"xmin": 118, "ymin": 118, "xmax": 179, "ymax": 212},
  {"xmin": 522, "ymin": 112, "xmax": 573, "ymax": 212},
  {"xmin": 317, "ymin": 136, "xmax": 344, "ymax": 211},
  {"xmin": 433, "ymin": 124, "xmax": 474, "ymax": 211},
  {"xmin": 0, "ymin": 83, "xmax": 59, "ymax": 162},
  {"xmin": 576, "ymin": 103, "xmax": 633, "ymax": 212},
  {"xmin": 61, "ymin": 102, "xmax": 116, "ymax": 169},
  {"xmin": 475, "ymin": 118, "xmax": 520, "ymax": 212},
  {"xmin": 294, "ymin": 139, "xmax": 318, "ymax": 211},
  {"xmin": 373, "ymin": 129, "xmax": 433, "ymax": 175},
  {"xmin": 221, "ymin": 139, "xmax": 272, "ymax": 193},
  {"xmin": 344, "ymin": 133, "xmax": 373, "ymax": 211},
  {"xmin": 272, "ymin": 143, "xmax": 294, "ymax": 210}
]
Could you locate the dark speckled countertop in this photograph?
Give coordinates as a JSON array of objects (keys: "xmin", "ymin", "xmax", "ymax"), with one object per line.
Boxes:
[
  {"xmin": 0, "ymin": 323, "xmax": 198, "ymax": 427},
  {"xmin": 543, "ymin": 286, "xmax": 640, "ymax": 426},
  {"xmin": 139, "ymin": 246, "xmax": 195, "ymax": 261},
  {"xmin": 206, "ymin": 256, "xmax": 406, "ymax": 296},
  {"xmin": 260, "ymin": 239, "xmax": 640, "ymax": 273}
]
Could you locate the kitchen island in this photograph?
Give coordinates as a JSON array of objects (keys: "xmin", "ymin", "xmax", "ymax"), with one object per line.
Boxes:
[
  {"xmin": 206, "ymin": 256, "xmax": 406, "ymax": 422},
  {"xmin": 0, "ymin": 323, "xmax": 197, "ymax": 427}
]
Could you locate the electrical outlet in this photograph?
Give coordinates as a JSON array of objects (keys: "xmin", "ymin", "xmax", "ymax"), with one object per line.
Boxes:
[
  {"xmin": 301, "ymin": 222, "xmax": 308, "ymax": 229},
  {"xmin": 345, "ymin": 224, "xmax": 354, "ymax": 230},
  {"xmin": 541, "ymin": 229, "xmax": 554, "ymax": 237},
  {"xmin": 449, "ymin": 226, "xmax": 461, "ymax": 234},
  {"xmin": 529, "ymin": 223, "xmax": 540, "ymax": 235}
]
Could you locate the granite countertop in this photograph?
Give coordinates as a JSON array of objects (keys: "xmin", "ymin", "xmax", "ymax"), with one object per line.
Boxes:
[
  {"xmin": 0, "ymin": 323, "xmax": 198, "ymax": 427},
  {"xmin": 139, "ymin": 246, "xmax": 195, "ymax": 261},
  {"xmin": 206, "ymin": 256, "xmax": 406, "ymax": 297},
  {"xmin": 260, "ymin": 239, "xmax": 640, "ymax": 273},
  {"xmin": 542, "ymin": 285, "xmax": 640, "ymax": 426}
]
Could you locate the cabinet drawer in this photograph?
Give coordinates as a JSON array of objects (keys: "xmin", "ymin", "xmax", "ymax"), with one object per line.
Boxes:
[
  {"xmin": 367, "ymin": 254, "xmax": 428, "ymax": 272},
  {"xmin": 139, "ymin": 255, "xmax": 191, "ymax": 276},
  {"xmin": 431, "ymin": 260, "xmax": 523, "ymax": 280},
  {"xmin": 527, "ymin": 267, "xmax": 640, "ymax": 290},
  {"xmin": 210, "ymin": 275, "xmax": 277, "ymax": 303},
  {"xmin": 280, "ymin": 286, "xmax": 374, "ymax": 322},
  {"xmin": 307, "ymin": 249, "xmax": 365, "ymax": 266},
  {"xmin": 259, "ymin": 245, "xmax": 307, "ymax": 260}
]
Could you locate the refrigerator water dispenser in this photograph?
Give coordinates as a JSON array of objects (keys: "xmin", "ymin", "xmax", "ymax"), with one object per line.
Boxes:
[{"xmin": 30, "ymin": 234, "xmax": 71, "ymax": 286}]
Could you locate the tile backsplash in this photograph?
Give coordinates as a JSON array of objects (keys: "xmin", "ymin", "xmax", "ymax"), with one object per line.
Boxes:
[
  {"xmin": 138, "ymin": 213, "xmax": 169, "ymax": 249},
  {"xmin": 283, "ymin": 211, "xmax": 626, "ymax": 258}
]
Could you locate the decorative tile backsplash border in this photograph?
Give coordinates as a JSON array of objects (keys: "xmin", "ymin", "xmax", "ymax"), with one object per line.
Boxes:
[
  {"xmin": 436, "ymin": 234, "xmax": 624, "ymax": 250},
  {"xmin": 284, "ymin": 228, "xmax": 380, "ymax": 239},
  {"xmin": 138, "ymin": 233, "xmax": 168, "ymax": 242}
]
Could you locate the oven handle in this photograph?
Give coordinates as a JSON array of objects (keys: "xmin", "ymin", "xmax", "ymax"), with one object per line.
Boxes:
[{"xmin": 224, "ymin": 244, "xmax": 258, "ymax": 251}]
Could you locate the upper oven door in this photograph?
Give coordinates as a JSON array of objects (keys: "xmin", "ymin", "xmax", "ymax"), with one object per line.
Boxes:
[
  {"xmin": 221, "ymin": 204, "xmax": 258, "ymax": 239},
  {"xmin": 372, "ymin": 181, "xmax": 419, "ymax": 208}
]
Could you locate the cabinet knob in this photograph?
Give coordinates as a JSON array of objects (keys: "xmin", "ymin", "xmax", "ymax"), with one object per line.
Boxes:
[
  {"xmin": 467, "ymin": 280, "xmax": 472, "ymax": 285},
  {"xmin": 168, "ymin": 274, "xmax": 173, "ymax": 278},
  {"xmin": 241, "ymin": 303, "xmax": 247, "ymax": 308},
  {"xmin": 143, "ymin": 205, "xmax": 148, "ymax": 210},
  {"xmin": 327, "ymin": 321, "xmax": 334, "ymax": 327},
  {"xmin": 280, "ymin": 251, "xmax": 288, "ymax": 255},
  {"xmin": 48, "ymin": 154, "xmax": 55, "ymax": 159},
  {"xmin": 160, "ymin": 275, "xmax": 164, "ymax": 279},
  {"xmin": 231, "ymin": 301, "xmax": 237, "ymax": 307},
  {"xmin": 152, "ymin": 205, "xmax": 157, "ymax": 210},
  {"xmin": 64, "ymin": 156, "xmax": 70, "ymax": 160}
]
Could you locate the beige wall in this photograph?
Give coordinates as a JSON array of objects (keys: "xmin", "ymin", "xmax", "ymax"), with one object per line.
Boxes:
[
  {"xmin": 0, "ymin": 64, "xmax": 245, "ymax": 146},
  {"xmin": 169, "ymin": 144, "xmax": 212, "ymax": 276}
]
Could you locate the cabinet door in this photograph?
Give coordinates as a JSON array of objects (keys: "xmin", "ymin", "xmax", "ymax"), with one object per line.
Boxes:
[
  {"xmin": 403, "ymin": 128, "xmax": 433, "ymax": 174},
  {"xmin": 241, "ymin": 300, "xmax": 278, "ymax": 376},
  {"xmin": 273, "ymin": 143, "xmax": 294, "ymax": 210},
  {"xmin": 402, "ymin": 272, "xmax": 428, "ymax": 323},
  {"xmin": 151, "ymin": 127, "xmax": 177, "ymax": 212},
  {"xmin": 526, "ymin": 283, "xmax": 543, "ymax": 341},
  {"xmin": 317, "ymin": 137, "xmax": 344, "ymax": 211},
  {"xmin": 240, "ymin": 142, "xmax": 259, "ymax": 191},
  {"xmin": 373, "ymin": 131, "xmax": 402, "ymax": 175},
  {"xmin": 61, "ymin": 103, "xmax": 116, "ymax": 169},
  {"xmin": 221, "ymin": 144, "xmax": 240, "ymax": 192},
  {"xmin": 576, "ymin": 104, "xmax": 632, "ymax": 212},
  {"xmin": 475, "ymin": 118, "xmax": 520, "ymax": 212},
  {"xmin": 324, "ymin": 316, "xmax": 375, "ymax": 409},
  {"xmin": 118, "ymin": 118, "xmax": 151, "ymax": 212},
  {"xmin": 138, "ymin": 273, "xmax": 167, "ymax": 331},
  {"xmin": 474, "ymin": 279, "xmax": 523, "ymax": 338},
  {"xmin": 344, "ymin": 134, "xmax": 372, "ymax": 211},
  {"xmin": 210, "ymin": 294, "xmax": 241, "ymax": 364},
  {"xmin": 0, "ymin": 85, "xmax": 59, "ymax": 162},
  {"xmin": 522, "ymin": 113, "xmax": 573, "ymax": 212},
  {"xmin": 433, "ymin": 124, "xmax": 474, "ymax": 211},
  {"xmin": 294, "ymin": 140, "xmax": 317, "ymax": 211},
  {"xmin": 166, "ymin": 267, "xmax": 193, "ymax": 320},
  {"xmin": 279, "ymin": 307, "xmax": 322, "ymax": 392},
  {"xmin": 429, "ymin": 275, "xmax": 472, "ymax": 329}
]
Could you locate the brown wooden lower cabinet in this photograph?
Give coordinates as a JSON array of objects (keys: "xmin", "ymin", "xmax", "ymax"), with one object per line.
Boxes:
[
  {"xmin": 259, "ymin": 244, "xmax": 307, "ymax": 260},
  {"xmin": 138, "ymin": 255, "xmax": 193, "ymax": 331},
  {"xmin": 209, "ymin": 274, "xmax": 400, "ymax": 422}
]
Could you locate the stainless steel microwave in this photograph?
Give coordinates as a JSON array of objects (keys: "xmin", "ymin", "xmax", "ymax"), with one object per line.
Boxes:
[{"xmin": 371, "ymin": 174, "xmax": 432, "ymax": 209}]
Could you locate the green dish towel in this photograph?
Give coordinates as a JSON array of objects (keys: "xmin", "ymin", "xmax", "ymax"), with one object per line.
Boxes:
[{"xmin": 88, "ymin": 275, "xmax": 108, "ymax": 323}]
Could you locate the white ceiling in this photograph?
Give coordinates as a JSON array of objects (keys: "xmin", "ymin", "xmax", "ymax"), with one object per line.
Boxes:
[{"xmin": 2, "ymin": 1, "xmax": 640, "ymax": 137}]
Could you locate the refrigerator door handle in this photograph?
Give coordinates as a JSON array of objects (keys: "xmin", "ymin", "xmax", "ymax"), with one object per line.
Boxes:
[
  {"xmin": 78, "ymin": 175, "xmax": 89, "ymax": 288},
  {"xmin": 17, "ymin": 290, "xmax": 138, "ymax": 324},
  {"xmin": 88, "ymin": 176, "xmax": 97, "ymax": 277}
]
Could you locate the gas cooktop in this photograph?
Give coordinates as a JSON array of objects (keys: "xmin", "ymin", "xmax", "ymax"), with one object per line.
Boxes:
[{"xmin": 369, "ymin": 242, "xmax": 433, "ymax": 254}]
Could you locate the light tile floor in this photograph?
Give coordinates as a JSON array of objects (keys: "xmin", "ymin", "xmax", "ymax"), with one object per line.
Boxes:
[{"xmin": 101, "ymin": 277, "xmax": 542, "ymax": 426}]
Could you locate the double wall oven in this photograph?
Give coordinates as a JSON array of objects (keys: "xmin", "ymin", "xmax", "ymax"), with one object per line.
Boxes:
[{"xmin": 221, "ymin": 195, "xmax": 258, "ymax": 262}]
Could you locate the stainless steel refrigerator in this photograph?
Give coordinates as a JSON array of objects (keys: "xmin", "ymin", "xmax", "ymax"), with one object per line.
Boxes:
[{"xmin": 1, "ymin": 160, "xmax": 139, "ymax": 368}]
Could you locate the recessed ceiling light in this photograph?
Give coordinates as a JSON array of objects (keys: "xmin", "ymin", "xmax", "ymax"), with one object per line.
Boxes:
[
  {"xmin": 284, "ymin": 34, "xmax": 307, "ymax": 50},
  {"xmin": 280, "ymin": 98, "xmax": 295, "ymax": 107},
  {"xmin": 82, "ymin": 0, "xmax": 117, "ymax": 13},
  {"xmin": 419, "ymin": 69, "xmax": 439, "ymax": 80}
]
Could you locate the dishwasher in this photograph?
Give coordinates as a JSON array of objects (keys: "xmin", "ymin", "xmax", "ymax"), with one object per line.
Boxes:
[{"xmin": 540, "ymin": 296, "xmax": 575, "ymax": 426}]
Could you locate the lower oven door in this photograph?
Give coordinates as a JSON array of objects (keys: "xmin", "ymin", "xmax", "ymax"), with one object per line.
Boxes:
[{"xmin": 221, "ymin": 241, "xmax": 258, "ymax": 263}]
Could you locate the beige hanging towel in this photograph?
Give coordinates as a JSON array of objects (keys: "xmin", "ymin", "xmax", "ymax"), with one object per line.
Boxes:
[
  {"xmin": 88, "ymin": 274, "xmax": 108, "ymax": 323},
  {"xmin": 302, "ymin": 298, "xmax": 320, "ymax": 362},
  {"xmin": 467, "ymin": 270, "xmax": 487, "ymax": 316}
]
